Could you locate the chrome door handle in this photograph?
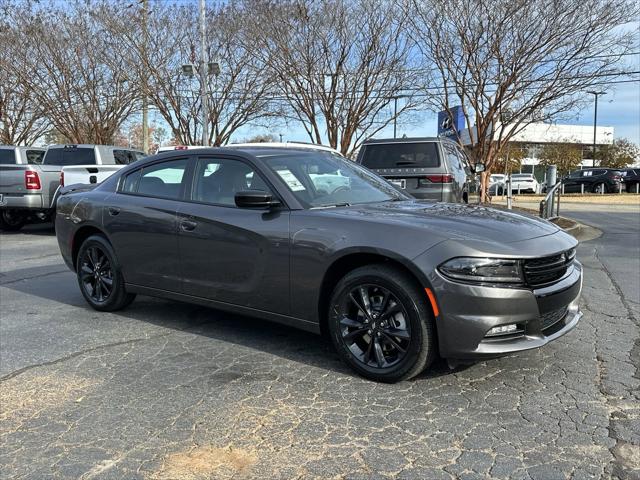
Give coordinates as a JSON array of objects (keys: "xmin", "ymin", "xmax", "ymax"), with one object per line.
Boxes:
[{"xmin": 108, "ymin": 207, "xmax": 120, "ymax": 216}]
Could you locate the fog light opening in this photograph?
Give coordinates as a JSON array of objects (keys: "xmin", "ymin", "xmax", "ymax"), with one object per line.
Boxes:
[{"xmin": 486, "ymin": 324, "xmax": 521, "ymax": 337}]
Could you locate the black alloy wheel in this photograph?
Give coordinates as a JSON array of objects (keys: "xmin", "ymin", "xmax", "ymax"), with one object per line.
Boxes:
[
  {"xmin": 339, "ymin": 284, "xmax": 411, "ymax": 369},
  {"xmin": 328, "ymin": 264, "xmax": 435, "ymax": 383},
  {"xmin": 80, "ymin": 246, "xmax": 114, "ymax": 303},
  {"xmin": 76, "ymin": 235, "xmax": 136, "ymax": 311}
]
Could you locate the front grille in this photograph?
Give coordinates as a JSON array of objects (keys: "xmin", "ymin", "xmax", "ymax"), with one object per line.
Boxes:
[
  {"xmin": 540, "ymin": 307, "xmax": 567, "ymax": 331},
  {"xmin": 523, "ymin": 249, "xmax": 575, "ymax": 288}
]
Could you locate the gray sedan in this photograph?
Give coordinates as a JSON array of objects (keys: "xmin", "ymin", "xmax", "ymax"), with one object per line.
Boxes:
[{"xmin": 55, "ymin": 145, "xmax": 582, "ymax": 382}]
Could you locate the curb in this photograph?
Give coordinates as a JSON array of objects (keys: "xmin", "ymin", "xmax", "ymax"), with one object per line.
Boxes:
[{"xmin": 551, "ymin": 216, "xmax": 602, "ymax": 242}]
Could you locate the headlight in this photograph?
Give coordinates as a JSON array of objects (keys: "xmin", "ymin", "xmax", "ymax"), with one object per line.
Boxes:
[{"xmin": 438, "ymin": 257, "xmax": 524, "ymax": 284}]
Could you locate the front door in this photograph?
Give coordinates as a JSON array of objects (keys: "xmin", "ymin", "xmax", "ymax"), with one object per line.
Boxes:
[
  {"xmin": 103, "ymin": 157, "xmax": 190, "ymax": 292},
  {"xmin": 177, "ymin": 156, "xmax": 291, "ymax": 315}
]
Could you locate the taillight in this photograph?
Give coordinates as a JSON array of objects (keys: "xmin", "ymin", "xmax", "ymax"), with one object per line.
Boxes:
[
  {"xmin": 59, "ymin": 170, "xmax": 65, "ymax": 187},
  {"xmin": 25, "ymin": 171, "xmax": 41, "ymax": 190},
  {"xmin": 420, "ymin": 174, "xmax": 453, "ymax": 185},
  {"xmin": 175, "ymin": 146, "xmax": 188, "ymax": 150}
]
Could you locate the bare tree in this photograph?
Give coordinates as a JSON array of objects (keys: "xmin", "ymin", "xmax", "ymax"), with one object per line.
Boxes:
[
  {"xmin": 0, "ymin": 5, "xmax": 50, "ymax": 145},
  {"xmin": 103, "ymin": 1, "xmax": 278, "ymax": 146},
  {"xmin": 11, "ymin": 1, "xmax": 139, "ymax": 144},
  {"xmin": 538, "ymin": 142, "xmax": 585, "ymax": 176},
  {"xmin": 249, "ymin": 0, "xmax": 423, "ymax": 156},
  {"xmin": 409, "ymin": 0, "xmax": 638, "ymax": 200}
]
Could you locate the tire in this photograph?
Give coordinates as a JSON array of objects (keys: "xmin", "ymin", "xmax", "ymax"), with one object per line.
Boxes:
[
  {"xmin": 76, "ymin": 234, "xmax": 136, "ymax": 311},
  {"xmin": 0, "ymin": 210, "xmax": 27, "ymax": 231},
  {"xmin": 592, "ymin": 182, "xmax": 607, "ymax": 194},
  {"xmin": 327, "ymin": 264, "xmax": 436, "ymax": 383}
]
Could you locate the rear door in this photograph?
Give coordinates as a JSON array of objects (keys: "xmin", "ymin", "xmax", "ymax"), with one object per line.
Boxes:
[
  {"xmin": 103, "ymin": 157, "xmax": 190, "ymax": 292},
  {"xmin": 358, "ymin": 142, "xmax": 443, "ymax": 200},
  {"xmin": 177, "ymin": 155, "xmax": 291, "ymax": 314}
]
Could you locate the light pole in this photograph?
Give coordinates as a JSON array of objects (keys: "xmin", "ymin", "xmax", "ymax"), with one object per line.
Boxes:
[
  {"xmin": 393, "ymin": 97, "xmax": 398, "ymax": 138},
  {"xmin": 587, "ymin": 90, "xmax": 606, "ymax": 167},
  {"xmin": 199, "ymin": 0, "xmax": 209, "ymax": 146},
  {"xmin": 142, "ymin": 0, "xmax": 149, "ymax": 154}
]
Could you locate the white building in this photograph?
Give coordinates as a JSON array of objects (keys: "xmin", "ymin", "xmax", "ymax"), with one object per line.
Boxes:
[{"xmin": 457, "ymin": 122, "xmax": 615, "ymax": 177}]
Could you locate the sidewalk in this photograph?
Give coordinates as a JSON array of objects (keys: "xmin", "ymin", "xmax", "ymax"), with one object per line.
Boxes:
[{"xmin": 492, "ymin": 196, "xmax": 640, "ymax": 212}]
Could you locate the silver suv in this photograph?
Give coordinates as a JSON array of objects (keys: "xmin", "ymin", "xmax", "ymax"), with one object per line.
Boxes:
[{"xmin": 356, "ymin": 137, "xmax": 478, "ymax": 203}]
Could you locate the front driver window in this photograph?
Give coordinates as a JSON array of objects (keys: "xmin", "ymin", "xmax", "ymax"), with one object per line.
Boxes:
[{"xmin": 193, "ymin": 158, "xmax": 271, "ymax": 206}]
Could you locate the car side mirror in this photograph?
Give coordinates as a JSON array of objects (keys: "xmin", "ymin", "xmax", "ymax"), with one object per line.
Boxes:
[
  {"xmin": 235, "ymin": 190, "xmax": 281, "ymax": 209},
  {"xmin": 473, "ymin": 163, "xmax": 486, "ymax": 174}
]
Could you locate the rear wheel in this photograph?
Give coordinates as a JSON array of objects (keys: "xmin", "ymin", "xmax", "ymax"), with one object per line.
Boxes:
[
  {"xmin": 0, "ymin": 210, "xmax": 26, "ymax": 231},
  {"xmin": 593, "ymin": 182, "xmax": 607, "ymax": 194},
  {"xmin": 328, "ymin": 264, "xmax": 436, "ymax": 382},
  {"xmin": 77, "ymin": 235, "xmax": 136, "ymax": 311}
]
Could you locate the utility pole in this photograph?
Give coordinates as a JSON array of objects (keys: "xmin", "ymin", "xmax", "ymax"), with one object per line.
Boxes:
[
  {"xmin": 142, "ymin": 0, "xmax": 149, "ymax": 154},
  {"xmin": 587, "ymin": 90, "xmax": 606, "ymax": 167},
  {"xmin": 199, "ymin": 0, "xmax": 209, "ymax": 146},
  {"xmin": 393, "ymin": 97, "xmax": 398, "ymax": 139}
]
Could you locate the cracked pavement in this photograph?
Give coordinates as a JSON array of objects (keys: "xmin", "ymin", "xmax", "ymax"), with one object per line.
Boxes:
[{"xmin": 1, "ymin": 208, "xmax": 638, "ymax": 480}]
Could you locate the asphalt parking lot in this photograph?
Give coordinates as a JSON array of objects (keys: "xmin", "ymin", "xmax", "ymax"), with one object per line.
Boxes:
[{"xmin": 1, "ymin": 206, "xmax": 639, "ymax": 480}]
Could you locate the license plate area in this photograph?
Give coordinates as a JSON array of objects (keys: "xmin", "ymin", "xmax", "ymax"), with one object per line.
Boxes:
[{"xmin": 389, "ymin": 179, "xmax": 406, "ymax": 189}]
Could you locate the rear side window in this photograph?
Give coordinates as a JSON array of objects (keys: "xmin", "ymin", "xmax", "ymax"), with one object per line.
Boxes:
[
  {"xmin": 113, "ymin": 150, "xmax": 131, "ymax": 165},
  {"xmin": 0, "ymin": 150, "xmax": 15, "ymax": 165},
  {"xmin": 44, "ymin": 147, "xmax": 96, "ymax": 165},
  {"xmin": 360, "ymin": 143, "xmax": 440, "ymax": 169},
  {"xmin": 26, "ymin": 150, "xmax": 44, "ymax": 164},
  {"xmin": 443, "ymin": 144, "xmax": 465, "ymax": 173},
  {"xmin": 113, "ymin": 150, "xmax": 145, "ymax": 165},
  {"xmin": 122, "ymin": 158, "xmax": 188, "ymax": 200}
]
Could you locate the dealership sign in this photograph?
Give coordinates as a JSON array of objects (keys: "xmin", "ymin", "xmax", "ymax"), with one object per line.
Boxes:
[{"xmin": 437, "ymin": 106, "xmax": 465, "ymax": 138}]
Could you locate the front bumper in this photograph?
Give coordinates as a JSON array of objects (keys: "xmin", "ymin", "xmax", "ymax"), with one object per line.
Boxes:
[
  {"xmin": 0, "ymin": 193, "xmax": 44, "ymax": 209},
  {"xmin": 432, "ymin": 261, "xmax": 583, "ymax": 359}
]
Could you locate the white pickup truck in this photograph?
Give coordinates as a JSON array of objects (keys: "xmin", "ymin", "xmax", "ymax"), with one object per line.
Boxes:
[{"xmin": 0, "ymin": 144, "xmax": 145, "ymax": 231}]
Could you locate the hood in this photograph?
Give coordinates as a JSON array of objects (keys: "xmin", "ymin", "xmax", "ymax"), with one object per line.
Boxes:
[{"xmin": 321, "ymin": 200, "xmax": 559, "ymax": 244}]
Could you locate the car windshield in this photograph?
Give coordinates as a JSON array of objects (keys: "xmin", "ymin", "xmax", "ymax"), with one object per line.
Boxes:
[{"xmin": 258, "ymin": 150, "xmax": 409, "ymax": 208}]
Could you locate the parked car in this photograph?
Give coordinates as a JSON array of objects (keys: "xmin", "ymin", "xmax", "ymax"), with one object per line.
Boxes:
[
  {"xmin": 620, "ymin": 168, "xmax": 640, "ymax": 193},
  {"xmin": 562, "ymin": 168, "xmax": 623, "ymax": 194},
  {"xmin": 488, "ymin": 174, "xmax": 506, "ymax": 195},
  {"xmin": 355, "ymin": 137, "xmax": 481, "ymax": 203},
  {"xmin": 0, "ymin": 144, "xmax": 144, "ymax": 231},
  {"xmin": 56, "ymin": 145, "xmax": 582, "ymax": 383},
  {"xmin": 510, "ymin": 173, "xmax": 540, "ymax": 194}
]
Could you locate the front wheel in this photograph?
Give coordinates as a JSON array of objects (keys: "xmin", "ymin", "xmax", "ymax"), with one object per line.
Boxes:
[
  {"xmin": 0, "ymin": 210, "xmax": 27, "ymax": 231},
  {"xmin": 328, "ymin": 264, "xmax": 436, "ymax": 382},
  {"xmin": 77, "ymin": 235, "xmax": 136, "ymax": 311}
]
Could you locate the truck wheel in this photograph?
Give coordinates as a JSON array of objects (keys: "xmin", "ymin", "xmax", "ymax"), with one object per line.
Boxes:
[{"xmin": 0, "ymin": 210, "xmax": 27, "ymax": 231}]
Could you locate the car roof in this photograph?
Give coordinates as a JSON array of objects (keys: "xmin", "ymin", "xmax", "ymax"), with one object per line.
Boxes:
[
  {"xmin": 0, "ymin": 145, "xmax": 46, "ymax": 150},
  {"xmin": 362, "ymin": 137, "xmax": 447, "ymax": 145},
  {"xmin": 229, "ymin": 142, "xmax": 340, "ymax": 154},
  {"xmin": 48, "ymin": 144, "xmax": 142, "ymax": 151}
]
